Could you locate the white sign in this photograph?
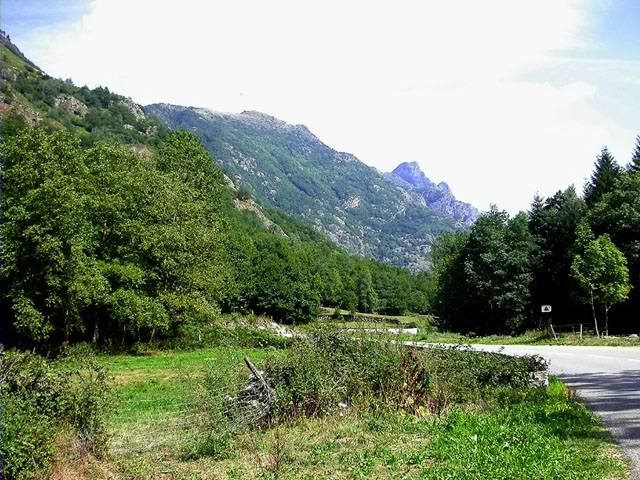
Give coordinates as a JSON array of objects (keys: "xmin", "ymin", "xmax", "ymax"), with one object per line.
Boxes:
[{"xmin": 541, "ymin": 305, "xmax": 552, "ymax": 313}]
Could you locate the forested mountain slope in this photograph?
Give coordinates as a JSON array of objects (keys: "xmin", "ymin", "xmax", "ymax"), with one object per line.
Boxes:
[
  {"xmin": 0, "ymin": 32, "xmax": 433, "ymax": 347},
  {"xmin": 146, "ymin": 104, "xmax": 473, "ymax": 270}
]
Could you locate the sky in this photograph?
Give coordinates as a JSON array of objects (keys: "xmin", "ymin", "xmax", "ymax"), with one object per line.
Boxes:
[{"xmin": 2, "ymin": 0, "xmax": 639, "ymax": 213}]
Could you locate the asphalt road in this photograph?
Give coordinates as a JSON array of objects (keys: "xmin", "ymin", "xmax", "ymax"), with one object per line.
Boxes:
[{"xmin": 470, "ymin": 345, "xmax": 640, "ymax": 478}]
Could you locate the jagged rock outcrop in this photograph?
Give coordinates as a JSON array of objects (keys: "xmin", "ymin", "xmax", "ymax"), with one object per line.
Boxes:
[
  {"xmin": 119, "ymin": 97, "xmax": 146, "ymax": 121},
  {"xmin": 54, "ymin": 94, "xmax": 88, "ymax": 117},
  {"xmin": 386, "ymin": 161, "xmax": 480, "ymax": 226}
]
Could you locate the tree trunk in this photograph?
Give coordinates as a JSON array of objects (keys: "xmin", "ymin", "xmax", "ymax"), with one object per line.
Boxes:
[
  {"xmin": 92, "ymin": 321, "xmax": 99, "ymax": 344},
  {"xmin": 591, "ymin": 290, "xmax": 600, "ymax": 338},
  {"xmin": 604, "ymin": 304, "xmax": 610, "ymax": 337}
]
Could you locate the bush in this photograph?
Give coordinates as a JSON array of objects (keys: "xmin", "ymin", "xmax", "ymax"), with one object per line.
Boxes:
[
  {"xmin": 228, "ymin": 327, "xmax": 293, "ymax": 349},
  {"xmin": 419, "ymin": 346, "xmax": 547, "ymax": 404},
  {"xmin": 126, "ymin": 323, "xmax": 292, "ymax": 352},
  {"xmin": 261, "ymin": 331, "xmax": 546, "ymax": 420},
  {"xmin": 0, "ymin": 351, "xmax": 111, "ymax": 479}
]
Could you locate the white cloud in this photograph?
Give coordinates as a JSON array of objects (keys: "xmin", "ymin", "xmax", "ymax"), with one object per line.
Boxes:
[{"xmin": 16, "ymin": 0, "xmax": 639, "ymax": 213}]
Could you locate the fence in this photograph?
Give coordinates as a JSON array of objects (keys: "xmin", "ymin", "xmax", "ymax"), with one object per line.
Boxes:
[
  {"xmin": 548, "ymin": 322, "xmax": 637, "ymax": 339},
  {"xmin": 108, "ymin": 357, "xmax": 273, "ymax": 456}
]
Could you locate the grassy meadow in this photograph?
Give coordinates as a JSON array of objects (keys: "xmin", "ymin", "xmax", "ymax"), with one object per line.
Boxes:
[{"xmin": 51, "ymin": 337, "xmax": 629, "ymax": 480}]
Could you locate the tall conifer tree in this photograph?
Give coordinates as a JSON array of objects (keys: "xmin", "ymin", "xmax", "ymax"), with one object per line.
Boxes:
[
  {"xmin": 584, "ymin": 147, "xmax": 621, "ymax": 207},
  {"xmin": 627, "ymin": 136, "xmax": 640, "ymax": 173}
]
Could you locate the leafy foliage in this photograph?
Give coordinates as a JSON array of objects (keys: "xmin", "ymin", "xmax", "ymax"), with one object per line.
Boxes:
[
  {"xmin": 1, "ymin": 124, "xmax": 433, "ymax": 345},
  {"xmin": 0, "ymin": 351, "xmax": 111, "ymax": 479},
  {"xmin": 432, "ymin": 209, "xmax": 536, "ymax": 334},
  {"xmin": 1, "ymin": 128, "xmax": 232, "ymax": 345},
  {"xmin": 259, "ymin": 330, "xmax": 545, "ymax": 420},
  {"xmin": 528, "ymin": 187, "xmax": 587, "ymax": 324},
  {"xmin": 571, "ymin": 224, "xmax": 631, "ymax": 336},
  {"xmin": 432, "ymin": 139, "xmax": 639, "ymax": 335}
]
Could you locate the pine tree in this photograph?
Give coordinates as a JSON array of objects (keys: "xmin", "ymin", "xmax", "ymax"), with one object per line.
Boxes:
[
  {"xmin": 584, "ymin": 147, "xmax": 621, "ymax": 207},
  {"xmin": 627, "ymin": 135, "xmax": 640, "ymax": 173}
]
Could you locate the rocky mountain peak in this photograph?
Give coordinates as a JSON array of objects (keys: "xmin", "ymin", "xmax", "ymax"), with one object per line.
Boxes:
[
  {"xmin": 391, "ymin": 161, "xmax": 434, "ymax": 190},
  {"xmin": 387, "ymin": 162, "xmax": 480, "ymax": 226},
  {"xmin": 239, "ymin": 110, "xmax": 283, "ymax": 123},
  {"xmin": 437, "ymin": 181, "xmax": 451, "ymax": 193}
]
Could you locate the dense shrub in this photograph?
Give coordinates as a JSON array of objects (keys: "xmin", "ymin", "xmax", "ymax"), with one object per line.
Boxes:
[
  {"xmin": 0, "ymin": 351, "xmax": 111, "ymax": 479},
  {"xmin": 261, "ymin": 331, "xmax": 546, "ymax": 420},
  {"xmin": 418, "ymin": 345, "xmax": 547, "ymax": 404}
]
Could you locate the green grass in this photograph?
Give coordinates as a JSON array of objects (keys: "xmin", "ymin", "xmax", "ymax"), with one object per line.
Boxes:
[
  {"xmin": 0, "ymin": 45, "xmax": 29, "ymax": 70},
  {"xmin": 410, "ymin": 330, "xmax": 640, "ymax": 347},
  {"xmin": 100, "ymin": 348, "xmax": 270, "ymax": 415},
  {"xmin": 315, "ymin": 312, "xmax": 640, "ymax": 346},
  {"xmin": 97, "ymin": 372, "xmax": 629, "ymax": 479},
  {"xmin": 79, "ymin": 344, "xmax": 630, "ymax": 479},
  {"xmin": 94, "ymin": 346, "xmax": 279, "ymax": 462}
]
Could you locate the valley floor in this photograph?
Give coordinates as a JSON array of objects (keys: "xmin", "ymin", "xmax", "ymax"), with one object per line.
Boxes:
[
  {"xmin": 319, "ymin": 311, "xmax": 640, "ymax": 347},
  {"xmin": 58, "ymin": 344, "xmax": 629, "ymax": 480}
]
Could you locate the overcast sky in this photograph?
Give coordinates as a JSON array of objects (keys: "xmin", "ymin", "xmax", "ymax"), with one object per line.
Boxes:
[{"xmin": 3, "ymin": 0, "xmax": 639, "ymax": 213}]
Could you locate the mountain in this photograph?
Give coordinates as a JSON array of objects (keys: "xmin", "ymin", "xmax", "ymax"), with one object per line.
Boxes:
[
  {"xmin": 0, "ymin": 32, "xmax": 290, "ymax": 239},
  {"xmin": 0, "ymin": 26, "xmax": 475, "ymax": 271},
  {"xmin": 0, "ymin": 32, "xmax": 169, "ymax": 148},
  {"xmin": 386, "ymin": 161, "xmax": 479, "ymax": 225},
  {"xmin": 146, "ymin": 104, "xmax": 473, "ymax": 270},
  {"xmin": 0, "ymin": 32, "xmax": 436, "ymax": 337}
]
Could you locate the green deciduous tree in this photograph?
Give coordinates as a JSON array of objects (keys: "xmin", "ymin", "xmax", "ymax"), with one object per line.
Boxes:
[
  {"xmin": 249, "ymin": 236, "xmax": 321, "ymax": 323},
  {"xmin": 463, "ymin": 209, "xmax": 537, "ymax": 333},
  {"xmin": 1, "ymin": 128, "xmax": 233, "ymax": 345},
  {"xmin": 2, "ymin": 129, "xmax": 102, "ymax": 341},
  {"xmin": 587, "ymin": 172, "xmax": 640, "ymax": 325},
  {"xmin": 570, "ymin": 224, "xmax": 631, "ymax": 336},
  {"xmin": 431, "ymin": 231, "xmax": 469, "ymax": 329},
  {"xmin": 356, "ymin": 266, "xmax": 378, "ymax": 314},
  {"xmin": 432, "ymin": 209, "xmax": 536, "ymax": 334}
]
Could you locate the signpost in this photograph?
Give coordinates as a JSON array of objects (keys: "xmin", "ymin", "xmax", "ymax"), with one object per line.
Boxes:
[{"xmin": 541, "ymin": 305, "xmax": 554, "ymax": 339}]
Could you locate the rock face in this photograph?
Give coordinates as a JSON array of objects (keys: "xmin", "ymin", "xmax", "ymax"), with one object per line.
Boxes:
[
  {"xmin": 145, "ymin": 103, "xmax": 475, "ymax": 270},
  {"xmin": 386, "ymin": 161, "xmax": 479, "ymax": 226},
  {"xmin": 54, "ymin": 94, "xmax": 88, "ymax": 117},
  {"xmin": 119, "ymin": 97, "xmax": 146, "ymax": 121}
]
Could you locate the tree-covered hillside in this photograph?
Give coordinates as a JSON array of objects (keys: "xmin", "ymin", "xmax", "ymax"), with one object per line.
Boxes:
[
  {"xmin": 0, "ymin": 35, "xmax": 168, "ymax": 148},
  {"xmin": 431, "ymin": 143, "xmax": 640, "ymax": 336},
  {"xmin": 0, "ymin": 33, "xmax": 433, "ymax": 348},
  {"xmin": 145, "ymin": 104, "xmax": 461, "ymax": 270}
]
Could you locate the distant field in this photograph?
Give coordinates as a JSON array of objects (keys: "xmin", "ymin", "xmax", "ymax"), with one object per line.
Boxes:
[
  {"xmin": 402, "ymin": 329, "xmax": 640, "ymax": 347},
  {"xmin": 318, "ymin": 308, "xmax": 433, "ymax": 327},
  {"xmin": 77, "ymin": 343, "xmax": 630, "ymax": 479},
  {"xmin": 317, "ymin": 310, "xmax": 640, "ymax": 347}
]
